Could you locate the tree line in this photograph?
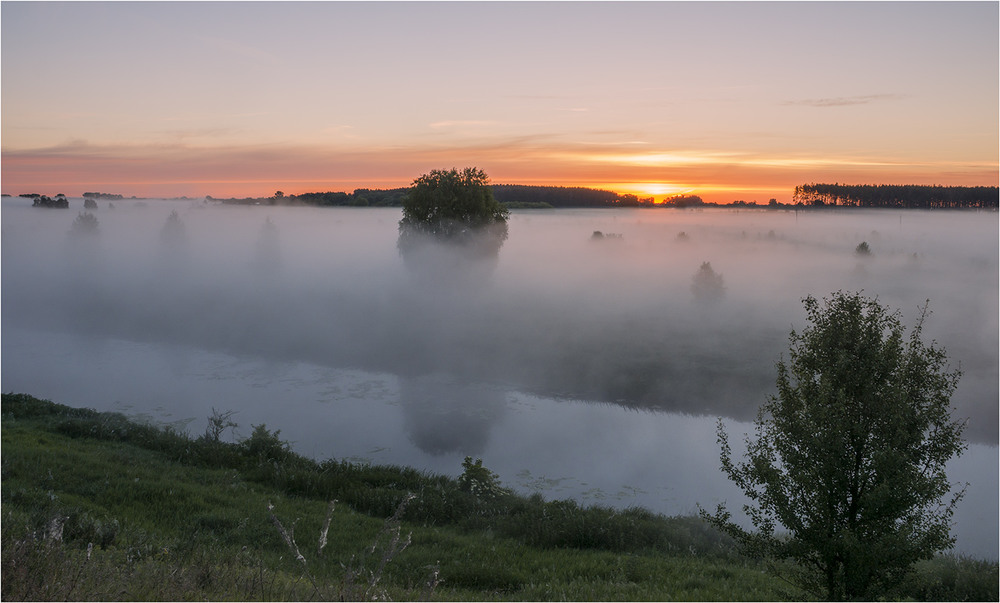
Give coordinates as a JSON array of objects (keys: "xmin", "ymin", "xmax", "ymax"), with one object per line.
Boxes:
[
  {"xmin": 213, "ymin": 185, "xmax": 656, "ymax": 209},
  {"xmin": 792, "ymin": 183, "xmax": 998, "ymax": 208},
  {"xmin": 490, "ymin": 184, "xmax": 654, "ymax": 207}
]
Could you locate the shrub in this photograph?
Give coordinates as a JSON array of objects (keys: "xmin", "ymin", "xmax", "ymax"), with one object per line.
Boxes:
[
  {"xmin": 457, "ymin": 457, "xmax": 507, "ymax": 501},
  {"xmin": 241, "ymin": 425, "xmax": 290, "ymax": 464}
]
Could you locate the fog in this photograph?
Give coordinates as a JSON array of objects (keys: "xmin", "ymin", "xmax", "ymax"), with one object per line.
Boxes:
[
  {"xmin": 3, "ymin": 199, "xmax": 996, "ymax": 439},
  {"xmin": 2, "ymin": 198, "xmax": 997, "ymax": 557}
]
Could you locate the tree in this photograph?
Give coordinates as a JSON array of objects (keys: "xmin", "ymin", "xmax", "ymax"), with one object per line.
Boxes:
[
  {"xmin": 457, "ymin": 456, "xmax": 508, "ymax": 501},
  {"xmin": 666, "ymin": 194, "xmax": 705, "ymax": 208},
  {"xmin": 160, "ymin": 210, "xmax": 187, "ymax": 247},
  {"xmin": 691, "ymin": 261, "xmax": 725, "ymax": 303},
  {"xmin": 33, "ymin": 195, "xmax": 69, "ymax": 209},
  {"xmin": 397, "ymin": 167, "xmax": 509, "ymax": 259},
  {"xmin": 69, "ymin": 211, "xmax": 99, "ymax": 236},
  {"xmin": 702, "ymin": 291, "xmax": 966, "ymax": 601}
]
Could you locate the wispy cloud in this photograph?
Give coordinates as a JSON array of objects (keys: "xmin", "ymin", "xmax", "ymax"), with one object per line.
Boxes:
[
  {"xmin": 568, "ymin": 151, "xmax": 722, "ymax": 166},
  {"xmin": 4, "ymin": 137, "xmax": 996, "ymax": 201},
  {"xmin": 783, "ymin": 94, "xmax": 908, "ymax": 107}
]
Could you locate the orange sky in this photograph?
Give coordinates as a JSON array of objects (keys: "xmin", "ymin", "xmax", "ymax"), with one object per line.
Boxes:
[{"xmin": 3, "ymin": 3, "xmax": 997, "ymax": 203}]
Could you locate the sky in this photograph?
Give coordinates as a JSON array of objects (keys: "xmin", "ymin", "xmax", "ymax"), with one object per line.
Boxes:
[{"xmin": 2, "ymin": 1, "xmax": 998, "ymax": 203}]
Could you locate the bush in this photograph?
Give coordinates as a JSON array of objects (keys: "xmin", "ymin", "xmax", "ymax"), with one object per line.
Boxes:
[
  {"xmin": 458, "ymin": 457, "xmax": 507, "ymax": 501},
  {"xmin": 240, "ymin": 425, "xmax": 291, "ymax": 464}
]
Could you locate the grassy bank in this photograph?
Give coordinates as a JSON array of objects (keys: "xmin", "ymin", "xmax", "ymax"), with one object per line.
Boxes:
[{"xmin": 2, "ymin": 393, "xmax": 995, "ymax": 601}]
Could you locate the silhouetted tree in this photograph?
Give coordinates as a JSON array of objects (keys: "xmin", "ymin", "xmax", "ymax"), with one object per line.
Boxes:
[
  {"xmin": 691, "ymin": 262, "xmax": 725, "ymax": 303},
  {"xmin": 666, "ymin": 195, "xmax": 705, "ymax": 208},
  {"xmin": 702, "ymin": 292, "xmax": 965, "ymax": 600},
  {"xmin": 160, "ymin": 210, "xmax": 187, "ymax": 247},
  {"xmin": 33, "ymin": 195, "xmax": 69, "ymax": 209},
  {"xmin": 69, "ymin": 212, "xmax": 99, "ymax": 236},
  {"xmin": 253, "ymin": 217, "xmax": 281, "ymax": 275},
  {"xmin": 792, "ymin": 183, "xmax": 998, "ymax": 208}
]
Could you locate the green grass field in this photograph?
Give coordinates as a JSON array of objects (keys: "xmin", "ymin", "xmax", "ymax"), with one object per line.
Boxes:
[{"xmin": 2, "ymin": 393, "xmax": 994, "ymax": 601}]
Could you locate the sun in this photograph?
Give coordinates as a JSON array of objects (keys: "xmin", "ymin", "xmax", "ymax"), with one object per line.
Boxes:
[{"xmin": 603, "ymin": 182, "xmax": 696, "ymax": 202}]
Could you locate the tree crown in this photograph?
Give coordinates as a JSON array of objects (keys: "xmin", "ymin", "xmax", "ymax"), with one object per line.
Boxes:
[
  {"xmin": 704, "ymin": 291, "xmax": 965, "ymax": 600},
  {"xmin": 399, "ymin": 167, "xmax": 508, "ymax": 238}
]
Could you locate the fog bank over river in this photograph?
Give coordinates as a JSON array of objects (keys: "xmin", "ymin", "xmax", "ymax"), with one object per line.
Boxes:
[{"xmin": 2, "ymin": 199, "xmax": 997, "ymax": 558}]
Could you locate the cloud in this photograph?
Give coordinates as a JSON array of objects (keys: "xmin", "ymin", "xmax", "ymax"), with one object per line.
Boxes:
[
  {"xmin": 783, "ymin": 94, "xmax": 908, "ymax": 107},
  {"xmin": 3, "ymin": 136, "xmax": 996, "ymax": 202}
]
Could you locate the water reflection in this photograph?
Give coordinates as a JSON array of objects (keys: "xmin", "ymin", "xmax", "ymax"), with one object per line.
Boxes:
[{"xmin": 399, "ymin": 374, "xmax": 506, "ymax": 456}]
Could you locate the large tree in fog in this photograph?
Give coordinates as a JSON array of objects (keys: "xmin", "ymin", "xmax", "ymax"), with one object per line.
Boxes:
[
  {"xmin": 397, "ymin": 167, "xmax": 509, "ymax": 262},
  {"xmin": 702, "ymin": 291, "xmax": 965, "ymax": 601}
]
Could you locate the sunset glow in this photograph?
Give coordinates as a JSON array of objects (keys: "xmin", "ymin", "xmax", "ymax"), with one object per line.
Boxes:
[{"xmin": 2, "ymin": 2, "xmax": 997, "ymax": 203}]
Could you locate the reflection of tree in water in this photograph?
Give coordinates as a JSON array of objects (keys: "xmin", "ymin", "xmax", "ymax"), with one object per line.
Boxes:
[
  {"xmin": 253, "ymin": 217, "xmax": 282, "ymax": 276},
  {"xmin": 399, "ymin": 374, "xmax": 506, "ymax": 456}
]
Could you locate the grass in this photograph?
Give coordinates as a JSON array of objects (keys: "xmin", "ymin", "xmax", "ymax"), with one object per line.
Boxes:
[{"xmin": 2, "ymin": 392, "xmax": 995, "ymax": 601}]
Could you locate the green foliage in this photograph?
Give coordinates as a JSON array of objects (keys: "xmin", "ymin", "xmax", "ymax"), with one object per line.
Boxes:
[
  {"xmin": 397, "ymin": 167, "xmax": 509, "ymax": 258},
  {"xmin": 458, "ymin": 457, "xmax": 507, "ymax": 501},
  {"xmin": 703, "ymin": 291, "xmax": 967, "ymax": 600},
  {"xmin": 901, "ymin": 554, "xmax": 1000, "ymax": 601},
  {"xmin": 4, "ymin": 392, "xmax": 991, "ymax": 601},
  {"xmin": 854, "ymin": 241, "xmax": 871, "ymax": 256},
  {"xmin": 241, "ymin": 424, "xmax": 291, "ymax": 464}
]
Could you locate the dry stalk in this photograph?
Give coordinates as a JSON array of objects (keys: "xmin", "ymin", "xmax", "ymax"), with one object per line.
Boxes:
[
  {"xmin": 266, "ymin": 501, "xmax": 319, "ymax": 593},
  {"xmin": 317, "ymin": 500, "xmax": 336, "ymax": 556},
  {"xmin": 268, "ymin": 493, "xmax": 437, "ymax": 602}
]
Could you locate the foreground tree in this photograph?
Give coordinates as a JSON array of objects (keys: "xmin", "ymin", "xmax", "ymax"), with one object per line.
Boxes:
[
  {"xmin": 702, "ymin": 291, "xmax": 966, "ymax": 601},
  {"xmin": 397, "ymin": 167, "xmax": 508, "ymax": 260}
]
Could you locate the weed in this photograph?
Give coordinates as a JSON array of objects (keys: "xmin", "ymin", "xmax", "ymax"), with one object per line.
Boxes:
[{"xmin": 268, "ymin": 492, "xmax": 438, "ymax": 601}]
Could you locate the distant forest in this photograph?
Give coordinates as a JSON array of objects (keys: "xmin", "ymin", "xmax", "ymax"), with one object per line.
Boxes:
[
  {"xmin": 211, "ymin": 185, "xmax": 655, "ymax": 208},
  {"xmin": 16, "ymin": 183, "xmax": 995, "ymax": 209},
  {"xmin": 792, "ymin": 184, "xmax": 998, "ymax": 209},
  {"xmin": 211, "ymin": 183, "xmax": 997, "ymax": 209}
]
